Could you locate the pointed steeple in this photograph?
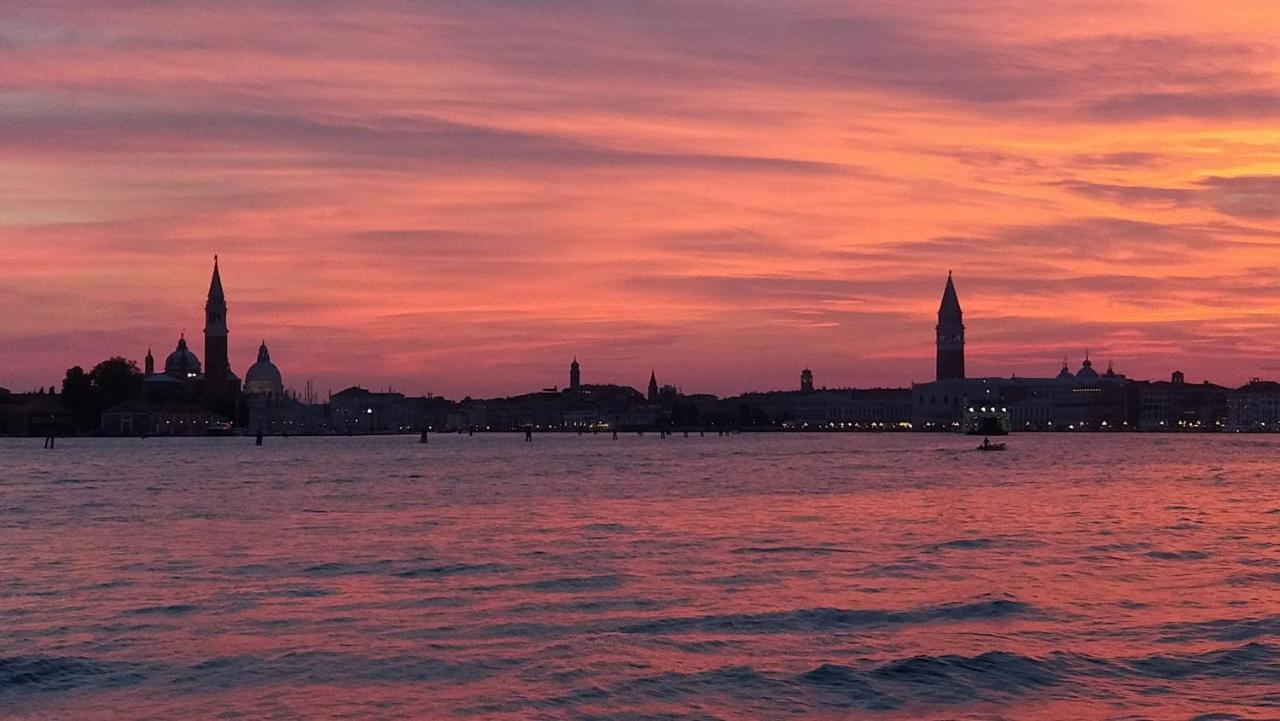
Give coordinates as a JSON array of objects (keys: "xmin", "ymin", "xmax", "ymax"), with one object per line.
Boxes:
[
  {"xmin": 257, "ymin": 340, "xmax": 270, "ymax": 363},
  {"xmin": 647, "ymin": 369, "xmax": 659, "ymax": 401},
  {"xmin": 938, "ymin": 270, "xmax": 962, "ymax": 321},
  {"xmin": 208, "ymin": 255, "xmax": 225, "ymax": 303}
]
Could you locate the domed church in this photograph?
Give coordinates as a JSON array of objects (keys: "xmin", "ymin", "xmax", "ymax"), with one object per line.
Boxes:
[
  {"xmin": 164, "ymin": 335, "xmax": 202, "ymax": 378},
  {"xmin": 139, "ymin": 257, "xmax": 242, "ymax": 414},
  {"xmin": 244, "ymin": 341, "xmax": 284, "ymax": 399}
]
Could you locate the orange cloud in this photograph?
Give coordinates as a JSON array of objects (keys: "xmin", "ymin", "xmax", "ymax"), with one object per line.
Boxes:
[{"xmin": 5, "ymin": 1, "xmax": 1280, "ymax": 396}]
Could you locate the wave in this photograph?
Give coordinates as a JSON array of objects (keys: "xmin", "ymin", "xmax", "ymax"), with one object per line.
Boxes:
[
  {"xmin": 486, "ymin": 644, "xmax": 1280, "ymax": 714},
  {"xmin": 513, "ymin": 574, "xmax": 627, "ymax": 592},
  {"xmin": 1125, "ymin": 643, "xmax": 1280, "ymax": 681},
  {"xmin": 393, "ymin": 562, "xmax": 508, "ymax": 578},
  {"xmin": 1145, "ymin": 550, "xmax": 1212, "ymax": 561},
  {"xmin": 618, "ymin": 597, "xmax": 1030, "ymax": 635},
  {"xmin": 0, "ymin": 656, "xmax": 148, "ymax": 694},
  {"xmin": 731, "ymin": 545, "xmax": 855, "ymax": 555},
  {"xmin": 171, "ymin": 651, "xmax": 516, "ymax": 690},
  {"xmin": 1157, "ymin": 615, "xmax": 1280, "ymax": 643},
  {"xmin": 125, "ymin": 603, "xmax": 199, "ymax": 616}
]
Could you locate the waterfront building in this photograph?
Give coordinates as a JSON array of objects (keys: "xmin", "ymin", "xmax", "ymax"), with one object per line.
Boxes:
[
  {"xmin": 1225, "ymin": 379, "xmax": 1280, "ymax": 431},
  {"xmin": 792, "ymin": 388, "xmax": 911, "ymax": 429},
  {"xmin": 0, "ymin": 390, "xmax": 75, "ymax": 436},
  {"xmin": 100, "ymin": 401, "xmax": 226, "ymax": 436},
  {"xmin": 913, "ymin": 358, "xmax": 1133, "ymax": 431},
  {"xmin": 1134, "ymin": 372, "xmax": 1229, "ymax": 430}
]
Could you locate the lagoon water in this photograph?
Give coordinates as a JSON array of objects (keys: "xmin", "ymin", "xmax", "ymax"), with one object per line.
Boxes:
[{"xmin": 1, "ymin": 433, "xmax": 1278, "ymax": 720}]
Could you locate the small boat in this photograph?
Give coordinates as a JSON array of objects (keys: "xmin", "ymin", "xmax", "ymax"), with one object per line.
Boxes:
[{"xmin": 976, "ymin": 441, "xmax": 1006, "ymax": 451}]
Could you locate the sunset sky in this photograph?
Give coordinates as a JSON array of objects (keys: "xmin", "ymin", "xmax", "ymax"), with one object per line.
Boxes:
[{"xmin": 5, "ymin": 1, "xmax": 1280, "ymax": 397}]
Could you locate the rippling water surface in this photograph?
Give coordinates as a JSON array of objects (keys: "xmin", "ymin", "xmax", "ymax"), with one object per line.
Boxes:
[{"xmin": 2, "ymin": 433, "xmax": 1279, "ymax": 720}]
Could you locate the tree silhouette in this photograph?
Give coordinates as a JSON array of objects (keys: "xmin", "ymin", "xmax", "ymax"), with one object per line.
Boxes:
[
  {"xmin": 60, "ymin": 358, "xmax": 143, "ymax": 432},
  {"xmin": 89, "ymin": 357, "xmax": 143, "ymax": 410},
  {"xmin": 60, "ymin": 365, "xmax": 94, "ymax": 431}
]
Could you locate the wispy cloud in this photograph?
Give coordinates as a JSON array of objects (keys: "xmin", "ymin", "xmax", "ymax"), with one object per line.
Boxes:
[{"xmin": 5, "ymin": 1, "xmax": 1280, "ymax": 395}]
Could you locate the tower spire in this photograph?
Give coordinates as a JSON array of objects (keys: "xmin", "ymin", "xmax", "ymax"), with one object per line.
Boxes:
[
  {"xmin": 208, "ymin": 255, "xmax": 225, "ymax": 303},
  {"xmin": 935, "ymin": 273, "xmax": 965, "ymax": 381},
  {"xmin": 203, "ymin": 256, "xmax": 232, "ymax": 400},
  {"xmin": 939, "ymin": 273, "xmax": 962, "ymax": 320}
]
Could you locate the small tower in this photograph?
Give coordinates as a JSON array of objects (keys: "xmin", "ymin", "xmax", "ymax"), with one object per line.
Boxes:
[
  {"xmin": 936, "ymin": 271, "xmax": 965, "ymax": 381},
  {"xmin": 144, "ymin": 347, "xmax": 154, "ymax": 376},
  {"xmin": 800, "ymin": 368, "xmax": 814, "ymax": 393},
  {"xmin": 569, "ymin": 357, "xmax": 581, "ymax": 390},
  {"xmin": 648, "ymin": 370, "xmax": 659, "ymax": 402}
]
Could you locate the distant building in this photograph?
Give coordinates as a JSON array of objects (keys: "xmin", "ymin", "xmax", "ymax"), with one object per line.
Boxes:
[
  {"xmin": 243, "ymin": 340, "xmax": 300, "ymax": 433},
  {"xmin": 202, "ymin": 256, "xmax": 240, "ymax": 412},
  {"xmin": 0, "ymin": 391, "xmax": 75, "ymax": 436},
  {"xmin": 800, "ymin": 368, "xmax": 814, "ymax": 393},
  {"xmin": 1226, "ymin": 379, "xmax": 1280, "ymax": 431},
  {"xmin": 936, "ymin": 272, "xmax": 965, "ymax": 381},
  {"xmin": 330, "ymin": 386, "xmax": 411, "ymax": 433},
  {"xmin": 647, "ymin": 370, "xmax": 659, "ymax": 402},
  {"xmin": 101, "ymin": 401, "xmax": 226, "ymax": 436},
  {"xmin": 1134, "ymin": 371, "xmax": 1228, "ymax": 431},
  {"xmin": 793, "ymin": 388, "xmax": 911, "ymax": 428},
  {"xmin": 138, "ymin": 257, "xmax": 241, "ymax": 417},
  {"xmin": 914, "ymin": 357, "xmax": 1133, "ymax": 431},
  {"xmin": 244, "ymin": 341, "xmax": 284, "ymax": 399},
  {"xmin": 140, "ymin": 334, "xmax": 202, "ymax": 401},
  {"xmin": 569, "ymin": 357, "xmax": 581, "ymax": 390}
]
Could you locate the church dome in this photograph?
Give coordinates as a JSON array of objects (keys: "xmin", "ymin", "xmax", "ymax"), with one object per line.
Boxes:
[
  {"xmin": 1076, "ymin": 357, "xmax": 1099, "ymax": 381},
  {"xmin": 244, "ymin": 341, "xmax": 284, "ymax": 396},
  {"xmin": 164, "ymin": 335, "xmax": 202, "ymax": 378}
]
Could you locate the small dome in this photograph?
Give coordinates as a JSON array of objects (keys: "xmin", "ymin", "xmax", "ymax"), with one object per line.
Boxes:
[
  {"xmin": 245, "ymin": 341, "xmax": 283, "ymax": 393},
  {"xmin": 164, "ymin": 335, "xmax": 202, "ymax": 378},
  {"xmin": 1056, "ymin": 363, "xmax": 1074, "ymax": 381},
  {"xmin": 1076, "ymin": 357, "xmax": 1099, "ymax": 381},
  {"xmin": 245, "ymin": 360, "xmax": 282, "ymax": 385}
]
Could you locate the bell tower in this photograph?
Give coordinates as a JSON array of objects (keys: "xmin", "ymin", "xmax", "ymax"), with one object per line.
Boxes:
[
  {"xmin": 204, "ymin": 256, "xmax": 231, "ymax": 386},
  {"xmin": 936, "ymin": 272, "xmax": 965, "ymax": 380}
]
